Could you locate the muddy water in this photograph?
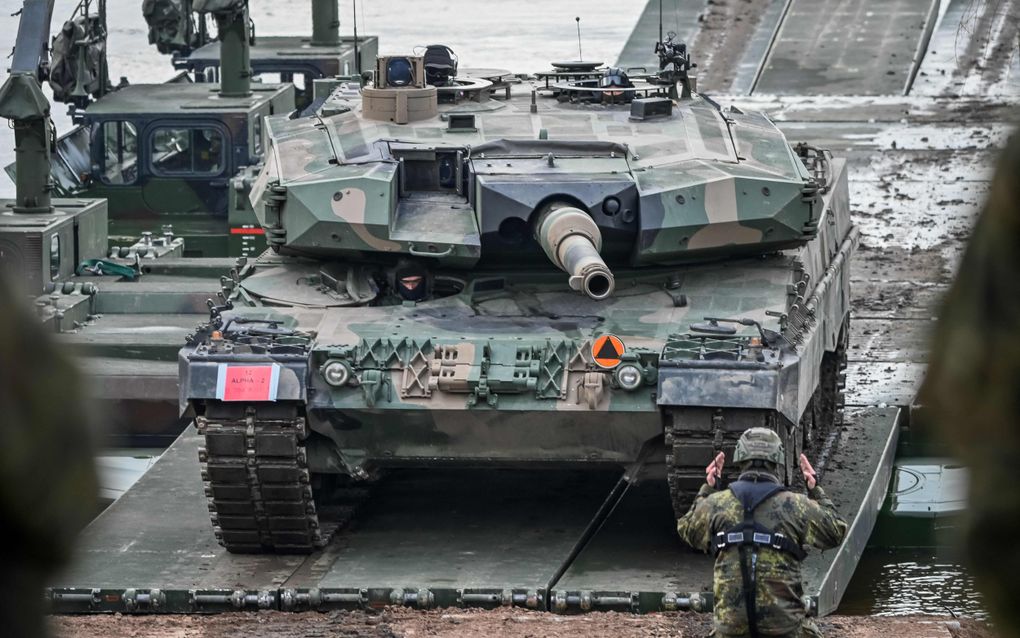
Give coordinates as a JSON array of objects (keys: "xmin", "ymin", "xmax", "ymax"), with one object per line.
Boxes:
[
  {"xmin": 838, "ymin": 434, "xmax": 985, "ymax": 618},
  {"xmin": 841, "ymin": 550, "xmax": 986, "ymax": 618}
]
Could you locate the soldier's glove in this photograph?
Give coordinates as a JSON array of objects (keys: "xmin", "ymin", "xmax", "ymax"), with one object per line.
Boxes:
[
  {"xmin": 706, "ymin": 451, "xmax": 725, "ymax": 488},
  {"xmin": 799, "ymin": 453, "xmax": 817, "ymax": 490}
]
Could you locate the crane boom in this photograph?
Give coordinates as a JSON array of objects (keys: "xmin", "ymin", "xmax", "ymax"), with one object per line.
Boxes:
[
  {"xmin": 0, "ymin": 0, "xmax": 58, "ymax": 214},
  {"xmin": 9, "ymin": 0, "xmax": 55, "ymax": 77}
]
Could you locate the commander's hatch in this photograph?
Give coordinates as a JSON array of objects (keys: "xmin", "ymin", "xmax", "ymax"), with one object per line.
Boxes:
[{"xmin": 388, "ymin": 142, "xmax": 480, "ymax": 263}]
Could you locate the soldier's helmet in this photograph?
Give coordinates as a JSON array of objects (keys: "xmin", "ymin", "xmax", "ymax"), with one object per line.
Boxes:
[{"xmin": 733, "ymin": 427, "xmax": 784, "ymax": 465}]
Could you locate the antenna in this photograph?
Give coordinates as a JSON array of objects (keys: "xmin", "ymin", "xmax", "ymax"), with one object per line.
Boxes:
[
  {"xmin": 575, "ymin": 16, "xmax": 582, "ymax": 61},
  {"xmin": 658, "ymin": 0, "xmax": 663, "ymax": 43},
  {"xmin": 352, "ymin": 0, "xmax": 360, "ymax": 73}
]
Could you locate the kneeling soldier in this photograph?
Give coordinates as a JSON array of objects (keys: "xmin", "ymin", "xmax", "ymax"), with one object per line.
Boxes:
[{"xmin": 677, "ymin": 428, "xmax": 848, "ymax": 637}]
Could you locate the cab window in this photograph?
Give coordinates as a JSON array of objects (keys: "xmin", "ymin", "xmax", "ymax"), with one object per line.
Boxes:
[
  {"xmin": 49, "ymin": 234, "xmax": 60, "ymax": 280},
  {"xmin": 252, "ymin": 115, "xmax": 262, "ymax": 156},
  {"xmin": 150, "ymin": 127, "xmax": 225, "ymax": 176},
  {"xmin": 99, "ymin": 121, "xmax": 138, "ymax": 185},
  {"xmin": 255, "ymin": 71, "xmax": 312, "ymax": 109}
]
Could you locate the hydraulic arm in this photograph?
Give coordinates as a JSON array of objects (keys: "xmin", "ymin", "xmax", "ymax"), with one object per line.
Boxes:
[{"xmin": 0, "ymin": 0, "xmax": 57, "ymax": 213}]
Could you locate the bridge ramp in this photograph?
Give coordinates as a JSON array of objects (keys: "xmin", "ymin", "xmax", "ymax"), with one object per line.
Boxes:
[
  {"xmin": 754, "ymin": 0, "xmax": 940, "ymax": 95},
  {"xmin": 51, "ymin": 409, "xmax": 898, "ymax": 614}
]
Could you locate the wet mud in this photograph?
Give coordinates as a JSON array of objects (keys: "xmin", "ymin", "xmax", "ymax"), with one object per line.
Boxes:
[
  {"xmin": 50, "ymin": 608, "xmax": 996, "ymax": 638},
  {"xmin": 688, "ymin": 0, "xmax": 776, "ymax": 92}
]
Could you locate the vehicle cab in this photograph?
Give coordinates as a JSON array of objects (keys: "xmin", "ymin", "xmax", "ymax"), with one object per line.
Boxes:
[{"xmin": 75, "ymin": 81, "xmax": 295, "ymax": 256}]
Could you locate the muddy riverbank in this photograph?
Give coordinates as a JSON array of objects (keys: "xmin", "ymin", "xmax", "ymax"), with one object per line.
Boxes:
[{"xmin": 50, "ymin": 608, "xmax": 996, "ymax": 638}]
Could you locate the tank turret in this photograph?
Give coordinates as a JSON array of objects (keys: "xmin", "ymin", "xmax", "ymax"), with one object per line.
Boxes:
[{"xmin": 248, "ymin": 53, "xmax": 823, "ymax": 301}]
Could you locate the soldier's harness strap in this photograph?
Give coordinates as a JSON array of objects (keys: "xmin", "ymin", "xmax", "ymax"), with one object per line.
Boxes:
[
  {"xmin": 711, "ymin": 481, "xmax": 807, "ymax": 560},
  {"xmin": 712, "ymin": 479, "xmax": 807, "ymax": 638}
]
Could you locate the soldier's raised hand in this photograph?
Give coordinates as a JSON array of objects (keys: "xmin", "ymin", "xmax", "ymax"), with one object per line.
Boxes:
[
  {"xmin": 799, "ymin": 453, "xmax": 817, "ymax": 489},
  {"xmin": 705, "ymin": 451, "xmax": 725, "ymax": 487}
]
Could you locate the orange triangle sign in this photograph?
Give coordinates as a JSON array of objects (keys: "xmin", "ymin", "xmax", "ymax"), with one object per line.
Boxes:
[{"xmin": 592, "ymin": 334, "xmax": 625, "ymax": 368}]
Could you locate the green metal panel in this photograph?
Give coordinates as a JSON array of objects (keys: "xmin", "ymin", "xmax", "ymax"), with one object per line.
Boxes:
[{"xmin": 84, "ymin": 84, "xmax": 289, "ymax": 117}]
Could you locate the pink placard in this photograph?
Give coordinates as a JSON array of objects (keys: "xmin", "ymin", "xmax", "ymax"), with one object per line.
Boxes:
[{"xmin": 216, "ymin": 364, "xmax": 280, "ymax": 402}]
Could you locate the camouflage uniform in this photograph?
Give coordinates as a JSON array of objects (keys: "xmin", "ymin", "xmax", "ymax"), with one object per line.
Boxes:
[
  {"xmin": 0, "ymin": 274, "xmax": 98, "ymax": 637},
  {"xmin": 920, "ymin": 131, "xmax": 1020, "ymax": 633},
  {"xmin": 677, "ymin": 473, "xmax": 847, "ymax": 637}
]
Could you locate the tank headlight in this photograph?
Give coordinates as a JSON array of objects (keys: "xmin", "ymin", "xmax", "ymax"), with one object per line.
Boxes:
[
  {"xmin": 321, "ymin": 360, "xmax": 352, "ymax": 387},
  {"xmin": 615, "ymin": 363, "xmax": 643, "ymax": 391}
]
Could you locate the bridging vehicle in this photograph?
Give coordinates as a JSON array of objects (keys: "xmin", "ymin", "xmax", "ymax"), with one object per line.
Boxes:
[
  {"xmin": 6, "ymin": 0, "xmax": 376, "ymax": 257},
  {"xmin": 152, "ymin": 0, "xmax": 374, "ymax": 111}
]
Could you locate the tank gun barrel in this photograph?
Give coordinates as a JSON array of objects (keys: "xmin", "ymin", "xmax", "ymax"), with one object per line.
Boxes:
[{"xmin": 535, "ymin": 203, "xmax": 615, "ymax": 301}]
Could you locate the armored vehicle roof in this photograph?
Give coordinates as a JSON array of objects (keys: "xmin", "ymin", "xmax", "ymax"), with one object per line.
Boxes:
[
  {"xmin": 268, "ymin": 89, "xmax": 804, "ymax": 182},
  {"xmin": 182, "ymin": 35, "xmax": 376, "ymax": 68},
  {"xmin": 84, "ymin": 82, "xmax": 292, "ymax": 117},
  {"xmin": 254, "ymin": 77, "xmax": 818, "ymax": 270}
]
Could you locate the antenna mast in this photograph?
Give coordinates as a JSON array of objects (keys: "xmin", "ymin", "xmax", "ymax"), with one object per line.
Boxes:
[
  {"xmin": 575, "ymin": 17, "xmax": 582, "ymax": 61},
  {"xmin": 658, "ymin": 0, "xmax": 663, "ymax": 42},
  {"xmin": 352, "ymin": 0, "xmax": 360, "ymax": 73}
]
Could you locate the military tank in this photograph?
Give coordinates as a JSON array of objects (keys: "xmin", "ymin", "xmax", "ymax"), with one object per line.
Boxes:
[{"xmin": 179, "ymin": 33, "xmax": 855, "ymax": 553}]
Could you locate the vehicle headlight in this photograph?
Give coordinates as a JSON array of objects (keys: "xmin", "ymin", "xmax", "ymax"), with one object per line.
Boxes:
[
  {"xmin": 615, "ymin": 363, "xmax": 643, "ymax": 391},
  {"xmin": 321, "ymin": 360, "xmax": 352, "ymax": 387}
]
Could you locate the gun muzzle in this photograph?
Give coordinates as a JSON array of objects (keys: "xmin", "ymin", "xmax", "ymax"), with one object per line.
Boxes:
[{"xmin": 535, "ymin": 203, "xmax": 615, "ymax": 300}]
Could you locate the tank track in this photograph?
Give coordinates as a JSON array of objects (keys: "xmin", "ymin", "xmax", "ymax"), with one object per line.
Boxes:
[
  {"xmin": 819, "ymin": 321, "xmax": 849, "ymax": 431},
  {"xmin": 665, "ymin": 408, "xmax": 779, "ymax": 518},
  {"xmin": 196, "ymin": 406, "xmax": 361, "ymax": 554}
]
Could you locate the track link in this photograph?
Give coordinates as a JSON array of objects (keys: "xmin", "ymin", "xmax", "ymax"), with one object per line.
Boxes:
[
  {"xmin": 196, "ymin": 406, "xmax": 356, "ymax": 554},
  {"xmin": 665, "ymin": 408, "xmax": 779, "ymax": 518},
  {"xmin": 820, "ymin": 320, "xmax": 849, "ymax": 431}
]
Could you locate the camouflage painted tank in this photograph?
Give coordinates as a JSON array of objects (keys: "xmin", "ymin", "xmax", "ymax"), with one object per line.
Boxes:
[{"xmin": 179, "ymin": 40, "xmax": 857, "ymax": 553}]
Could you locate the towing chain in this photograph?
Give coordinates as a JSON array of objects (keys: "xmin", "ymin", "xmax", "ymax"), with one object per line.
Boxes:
[{"xmin": 195, "ymin": 406, "xmax": 357, "ymax": 553}]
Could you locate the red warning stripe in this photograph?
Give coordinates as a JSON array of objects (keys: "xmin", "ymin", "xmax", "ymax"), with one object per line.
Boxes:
[{"xmin": 230, "ymin": 227, "xmax": 265, "ymax": 235}]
